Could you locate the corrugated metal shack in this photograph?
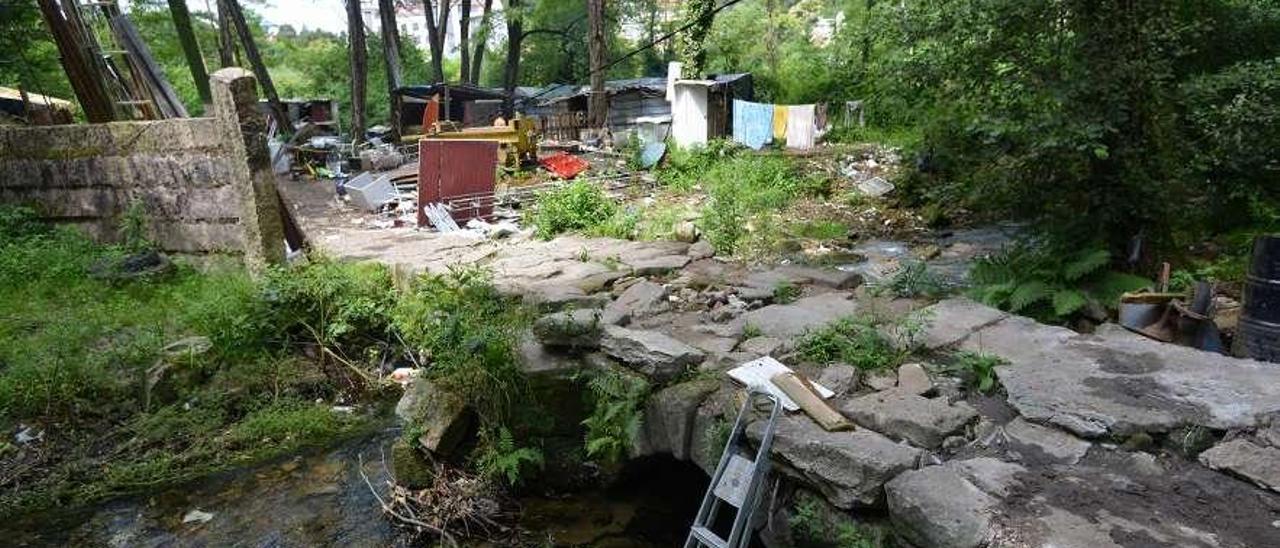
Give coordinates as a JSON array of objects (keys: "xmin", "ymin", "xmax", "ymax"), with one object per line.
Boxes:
[
  {"xmin": 517, "ymin": 73, "xmax": 753, "ymax": 142},
  {"xmin": 394, "ymin": 83, "xmax": 510, "ymax": 134}
]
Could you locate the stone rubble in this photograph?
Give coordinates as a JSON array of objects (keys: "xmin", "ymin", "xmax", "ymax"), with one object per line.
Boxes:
[{"xmin": 353, "ymin": 229, "xmax": 1280, "ymax": 548}]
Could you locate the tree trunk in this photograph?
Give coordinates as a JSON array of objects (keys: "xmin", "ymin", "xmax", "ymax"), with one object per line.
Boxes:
[
  {"xmin": 469, "ymin": 0, "xmax": 493, "ymax": 84},
  {"xmin": 216, "ymin": 0, "xmax": 236, "ymax": 67},
  {"xmin": 167, "ymin": 0, "xmax": 212, "ymax": 105},
  {"xmin": 378, "ymin": 0, "xmax": 403, "ymax": 136},
  {"xmin": 222, "ymin": 0, "xmax": 293, "ymax": 133},
  {"xmin": 586, "ymin": 0, "xmax": 607, "ymax": 128},
  {"xmin": 677, "ymin": 0, "xmax": 716, "ymax": 75},
  {"xmin": 36, "ymin": 0, "xmax": 115, "ymax": 122},
  {"xmin": 861, "ymin": 0, "xmax": 874, "ymax": 70},
  {"xmin": 422, "ymin": 0, "xmax": 451, "ymax": 82},
  {"xmin": 346, "ymin": 0, "xmax": 367, "ymax": 143},
  {"xmin": 458, "ymin": 0, "xmax": 471, "ymax": 83},
  {"xmin": 501, "ymin": 0, "xmax": 523, "ymax": 116},
  {"xmin": 765, "ymin": 0, "xmax": 779, "ymax": 80}
]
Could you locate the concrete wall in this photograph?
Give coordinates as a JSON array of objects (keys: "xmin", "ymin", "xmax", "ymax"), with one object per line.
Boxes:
[{"xmin": 0, "ymin": 68, "xmax": 284, "ymax": 268}]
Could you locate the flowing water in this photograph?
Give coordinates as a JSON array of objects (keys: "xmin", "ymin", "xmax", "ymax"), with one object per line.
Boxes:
[{"xmin": 5, "ymin": 429, "xmax": 708, "ymax": 547}]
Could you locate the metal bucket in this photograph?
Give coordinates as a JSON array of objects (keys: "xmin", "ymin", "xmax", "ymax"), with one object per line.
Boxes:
[{"xmin": 1241, "ymin": 235, "xmax": 1280, "ymax": 362}]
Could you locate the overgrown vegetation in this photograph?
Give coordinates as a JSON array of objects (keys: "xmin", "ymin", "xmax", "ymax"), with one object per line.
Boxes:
[
  {"xmin": 947, "ymin": 352, "xmax": 1006, "ymax": 394},
  {"xmin": 871, "ymin": 261, "xmax": 945, "ymax": 299},
  {"xmin": 969, "ymin": 245, "xmax": 1152, "ymax": 324},
  {"xmin": 531, "ymin": 180, "xmax": 618, "ymax": 240},
  {"xmin": 580, "ymin": 367, "xmax": 650, "ymax": 464},
  {"xmin": 797, "ymin": 316, "xmax": 901, "ymax": 371},
  {"xmin": 0, "ymin": 207, "xmax": 372, "ymax": 515},
  {"xmin": 789, "ymin": 491, "xmax": 883, "ymax": 548},
  {"xmin": 0, "ymin": 205, "xmax": 547, "ymax": 512}
]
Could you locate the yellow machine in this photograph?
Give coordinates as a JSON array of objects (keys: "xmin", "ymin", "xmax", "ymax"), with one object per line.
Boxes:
[{"xmin": 403, "ymin": 117, "xmax": 537, "ymax": 167}]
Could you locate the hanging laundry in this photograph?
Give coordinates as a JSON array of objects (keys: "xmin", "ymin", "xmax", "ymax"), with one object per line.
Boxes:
[
  {"xmin": 772, "ymin": 106, "xmax": 788, "ymax": 142},
  {"xmin": 786, "ymin": 104, "xmax": 816, "ymax": 150},
  {"xmin": 814, "ymin": 103, "xmax": 829, "ymax": 135},
  {"xmin": 732, "ymin": 100, "xmax": 774, "ymax": 150}
]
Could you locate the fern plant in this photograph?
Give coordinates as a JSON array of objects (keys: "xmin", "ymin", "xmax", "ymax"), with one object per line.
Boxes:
[
  {"xmin": 474, "ymin": 426, "xmax": 544, "ymax": 486},
  {"xmin": 969, "ymin": 245, "xmax": 1151, "ymax": 323},
  {"xmin": 581, "ymin": 369, "xmax": 650, "ymax": 464}
]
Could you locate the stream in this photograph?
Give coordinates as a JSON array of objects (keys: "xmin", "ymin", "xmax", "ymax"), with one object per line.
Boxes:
[{"xmin": 5, "ymin": 427, "xmax": 709, "ymax": 547}]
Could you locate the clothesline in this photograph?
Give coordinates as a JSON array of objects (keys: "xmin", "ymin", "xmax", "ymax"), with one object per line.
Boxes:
[{"xmin": 732, "ymin": 100, "xmax": 829, "ymax": 151}]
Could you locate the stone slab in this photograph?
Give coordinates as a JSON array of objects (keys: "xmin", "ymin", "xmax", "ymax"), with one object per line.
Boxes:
[
  {"xmin": 995, "ymin": 324, "xmax": 1280, "ymax": 438},
  {"xmin": 747, "ymin": 415, "xmax": 923, "ymax": 508},
  {"xmin": 841, "ymin": 389, "xmax": 978, "ymax": 448},
  {"xmin": 1003, "ymin": 418, "xmax": 1091, "ymax": 464},
  {"xmin": 733, "ymin": 293, "xmax": 861, "ymax": 340},
  {"xmin": 1199, "ymin": 439, "xmax": 1280, "ymax": 493}
]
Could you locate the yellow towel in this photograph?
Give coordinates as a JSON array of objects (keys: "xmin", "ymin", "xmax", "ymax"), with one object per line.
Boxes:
[{"xmin": 772, "ymin": 106, "xmax": 788, "ymax": 141}]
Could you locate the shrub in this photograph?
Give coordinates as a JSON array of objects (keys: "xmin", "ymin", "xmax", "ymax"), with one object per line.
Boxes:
[
  {"xmin": 581, "ymin": 368, "xmax": 650, "ymax": 464},
  {"xmin": 968, "ymin": 244, "xmax": 1151, "ymax": 324},
  {"xmin": 871, "ymin": 260, "xmax": 944, "ymax": 299},
  {"xmin": 948, "ymin": 352, "xmax": 1006, "ymax": 394},
  {"xmin": 773, "ymin": 281, "xmax": 801, "ymax": 304},
  {"xmin": 797, "ymin": 316, "xmax": 900, "ymax": 371},
  {"xmin": 392, "ymin": 266, "xmax": 529, "ymax": 426},
  {"xmin": 700, "ymin": 154, "xmax": 829, "ymax": 255},
  {"xmin": 474, "ymin": 426, "xmax": 544, "ymax": 486},
  {"xmin": 530, "ymin": 180, "xmax": 617, "ymax": 240}
]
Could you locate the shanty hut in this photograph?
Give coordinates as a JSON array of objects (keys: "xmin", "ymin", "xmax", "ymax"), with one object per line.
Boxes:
[{"xmin": 0, "ymin": 87, "xmax": 76, "ymax": 125}]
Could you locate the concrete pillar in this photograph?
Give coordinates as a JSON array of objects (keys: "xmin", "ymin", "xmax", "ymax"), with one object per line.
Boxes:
[{"xmin": 210, "ymin": 67, "xmax": 286, "ymax": 273}]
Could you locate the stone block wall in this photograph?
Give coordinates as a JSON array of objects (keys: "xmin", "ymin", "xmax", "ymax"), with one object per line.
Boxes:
[{"xmin": 0, "ymin": 68, "xmax": 284, "ymax": 267}]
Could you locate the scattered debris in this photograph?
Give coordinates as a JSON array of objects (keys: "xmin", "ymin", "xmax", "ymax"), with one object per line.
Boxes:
[
  {"xmin": 422, "ymin": 203, "xmax": 461, "ymax": 232},
  {"xmin": 856, "ymin": 176, "xmax": 894, "ymax": 197},
  {"xmin": 346, "ymin": 172, "xmax": 398, "ymax": 212},
  {"xmin": 14, "ymin": 424, "xmax": 42, "ymax": 445},
  {"xmin": 539, "ymin": 152, "xmax": 591, "ymax": 179},
  {"xmin": 182, "ymin": 509, "xmax": 215, "ymax": 524},
  {"xmin": 727, "ymin": 356, "xmax": 835, "ymax": 412}
]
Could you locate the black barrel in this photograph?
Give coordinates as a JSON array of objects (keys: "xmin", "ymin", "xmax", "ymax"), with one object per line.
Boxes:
[{"xmin": 1240, "ymin": 235, "xmax": 1280, "ymax": 362}]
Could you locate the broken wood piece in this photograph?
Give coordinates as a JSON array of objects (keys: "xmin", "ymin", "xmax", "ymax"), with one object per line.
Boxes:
[{"xmin": 771, "ymin": 371, "xmax": 855, "ymax": 432}]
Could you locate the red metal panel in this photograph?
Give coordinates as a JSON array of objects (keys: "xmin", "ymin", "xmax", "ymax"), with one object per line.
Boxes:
[
  {"xmin": 417, "ymin": 140, "xmax": 498, "ymax": 227},
  {"xmin": 416, "ymin": 140, "xmax": 442, "ymax": 227},
  {"xmin": 438, "ymin": 140, "xmax": 497, "ymax": 222}
]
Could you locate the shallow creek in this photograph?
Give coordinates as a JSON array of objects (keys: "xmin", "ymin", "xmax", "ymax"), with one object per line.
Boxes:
[{"xmin": 5, "ymin": 428, "xmax": 712, "ymax": 547}]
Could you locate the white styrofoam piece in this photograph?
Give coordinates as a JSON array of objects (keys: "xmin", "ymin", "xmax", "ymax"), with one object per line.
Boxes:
[{"xmin": 727, "ymin": 356, "xmax": 834, "ymax": 412}]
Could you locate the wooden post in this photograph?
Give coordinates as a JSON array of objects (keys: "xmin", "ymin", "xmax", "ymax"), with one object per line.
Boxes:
[
  {"xmin": 167, "ymin": 0, "xmax": 212, "ymax": 105},
  {"xmin": 377, "ymin": 0, "xmax": 403, "ymax": 137},
  {"xmin": 346, "ymin": 0, "xmax": 367, "ymax": 143},
  {"xmin": 210, "ymin": 67, "xmax": 287, "ymax": 273},
  {"xmin": 36, "ymin": 0, "xmax": 115, "ymax": 122},
  {"xmin": 216, "ymin": 0, "xmax": 236, "ymax": 67},
  {"xmin": 221, "ymin": 0, "xmax": 293, "ymax": 133},
  {"xmin": 586, "ymin": 0, "xmax": 608, "ymax": 129}
]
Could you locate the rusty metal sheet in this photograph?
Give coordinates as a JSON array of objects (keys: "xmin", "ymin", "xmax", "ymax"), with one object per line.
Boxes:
[{"xmin": 418, "ymin": 140, "xmax": 498, "ymax": 227}]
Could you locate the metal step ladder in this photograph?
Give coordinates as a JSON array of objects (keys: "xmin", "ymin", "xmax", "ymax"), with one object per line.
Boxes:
[{"xmin": 685, "ymin": 389, "xmax": 782, "ymax": 548}]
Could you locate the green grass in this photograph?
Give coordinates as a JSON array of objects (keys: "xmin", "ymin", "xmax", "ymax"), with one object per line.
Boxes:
[
  {"xmin": 0, "ymin": 207, "xmax": 382, "ymax": 515},
  {"xmin": 530, "ymin": 180, "xmax": 618, "ymax": 240},
  {"xmin": 796, "ymin": 316, "xmax": 902, "ymax": 371}
]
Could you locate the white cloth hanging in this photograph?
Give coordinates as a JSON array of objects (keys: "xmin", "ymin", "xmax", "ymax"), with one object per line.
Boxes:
[{"xmin": 785, "ymin": 104, "xmax": 816, "ymax": 150}]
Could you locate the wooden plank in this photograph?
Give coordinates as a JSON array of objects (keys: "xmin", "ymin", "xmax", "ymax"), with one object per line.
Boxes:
[{"xmin": 771, "ymin": 372, "xmax": 855, "ymax": 432}]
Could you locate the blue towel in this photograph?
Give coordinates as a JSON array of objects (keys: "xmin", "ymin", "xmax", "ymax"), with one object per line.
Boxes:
[{"xmin": 732, "ymin": 100, "xmax": 774, "ymax": 150}]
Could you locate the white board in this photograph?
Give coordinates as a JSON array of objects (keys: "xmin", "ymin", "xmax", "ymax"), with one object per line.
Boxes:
[{"xmin": 727, "ymin": 356, "xmax": 835, "ymax": 412}]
